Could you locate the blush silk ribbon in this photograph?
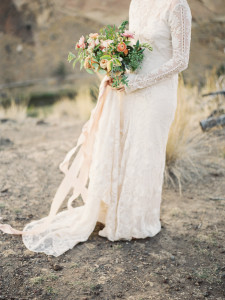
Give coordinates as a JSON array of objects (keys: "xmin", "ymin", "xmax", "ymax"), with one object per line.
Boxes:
[{"xmin": 0, "ymin": 75, "xmax": 110, "ymax": 236}]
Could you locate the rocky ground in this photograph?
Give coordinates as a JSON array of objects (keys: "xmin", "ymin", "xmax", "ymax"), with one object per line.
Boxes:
[{"xmin": 0, "ymin": 117, "xmax": 225, "ymax": 300}]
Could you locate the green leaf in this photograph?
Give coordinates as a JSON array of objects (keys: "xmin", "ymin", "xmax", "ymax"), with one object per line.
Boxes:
[
  {"xmin": 68, "ymin": 52, "xmax": 76, "ymax": 62},
  {"xmin": 100, "ymin": 55, "xmax": 111, "ymax": 60},
  {"xmin": 72, "ymin": 57, "xmax": 79, "ymax": 68},
  {"xmin": 114, "ymin": 59, "xmax": 122, "ymax": 66},
  {"xmin": 98, "ymin": 69, "xmax": 107, "ymax": 75},
  {"xmin": 80, "ymin": 60, "xmax": 84, "ymax": 70},
  {"xmin": 72, "ymin": 60, "xmax": 77, "ymax": 69},
  {"xmin": 86, "ymin": 68, "xmax": 94, "ymax": 74},
  {"xmin": 92, "ymin": 63, "xmax": 99, "ymax": 71}
]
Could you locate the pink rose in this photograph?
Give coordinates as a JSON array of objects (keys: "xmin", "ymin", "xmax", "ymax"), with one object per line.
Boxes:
[
  {"xmin": 122, "ymin": 30, "xmax": 135, "ymax": 39},
  {"xmin": 88, "ymin": 40, "xmax": 96, "ymax": 49},
  {"xmin": 76, "ymin": 35, "xmax": 86, "ymax": 49},
  {"xmin": 101, "ymin": 39, "xmax": 114, "ymax": 48}
]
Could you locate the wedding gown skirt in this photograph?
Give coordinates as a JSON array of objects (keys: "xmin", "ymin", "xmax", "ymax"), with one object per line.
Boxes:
[
  {"xmin": 20, "ymin": 73, "xmax": 177, "ymax": 257},
  {"xmin": 0, "ymin": 0, "xmax": 191, "ymax": 257}
]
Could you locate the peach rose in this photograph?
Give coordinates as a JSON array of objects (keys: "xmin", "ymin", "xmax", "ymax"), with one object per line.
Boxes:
[
  {"xmin": 107, "ymin": 60, "xmax": 112, "ymax": 72},
  {"xmin": 84, "ymin": 57, "xmax": 91, "ymax": 69},
  {"xmin": 89, "ymin": 33, "xmax": 99, "ymax": 39},
  {"xmin": 100, "ymin": 59, "xmax": 108, "ymax": 69}
]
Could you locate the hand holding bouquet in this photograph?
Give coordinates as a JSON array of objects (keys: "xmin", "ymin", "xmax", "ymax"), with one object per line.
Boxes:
[{"xmin": 68, "ymin": 21, "xmax": 152, "ymax": 89}]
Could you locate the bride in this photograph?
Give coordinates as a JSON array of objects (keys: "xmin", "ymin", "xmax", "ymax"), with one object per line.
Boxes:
[{"xmin": 0, "ymin": 0, "xmax": 192, "ymax": 256}]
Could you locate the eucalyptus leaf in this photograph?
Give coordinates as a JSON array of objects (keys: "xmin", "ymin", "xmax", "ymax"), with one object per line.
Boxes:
[
  {"xmin": 68, "ymin": 52, "xmax": 76, "ymax": 62},
  {"xmin": 100, "ymin": 55, "xmax": 111, "ymax": 60},
  {"xmin": 80, "ymin": 60, "xmax": 84, "ymax": 70},
  {"xmin": 86, "ymin": 68, "xmax": 94, "ymax": 74},
  {"xmin": 98, "ymin": 69, "xmax": 107, "ymax": 75}
]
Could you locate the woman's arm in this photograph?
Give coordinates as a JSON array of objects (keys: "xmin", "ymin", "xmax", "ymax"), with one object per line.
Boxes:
[{"xmin": 125, "ymin": 0, "xmax": 192, "ymax": 94}]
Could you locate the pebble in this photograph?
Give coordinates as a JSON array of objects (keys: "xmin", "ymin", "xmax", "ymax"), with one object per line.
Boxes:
[{"xmin": 52, "ymin": 264, "xmax": 63, "ymax": 271}]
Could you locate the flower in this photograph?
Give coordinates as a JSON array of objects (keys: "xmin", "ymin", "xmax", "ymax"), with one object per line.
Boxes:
[
  {"xmin": 117, "ymin": 42, "xmax": 127, "ymax": 52},
  {"xmin": 89, "ymin": 33, "xmax": 99, "ymax": 39},
  {"xmin": 124, "ymin": 49, "xmax": 129, "ymax": 56},
  {"xmin": 100, "ymin": 59, "xmax": 108, "ymax": 69},
  {"xmin": 122, "ymin": 30, "xmax": 135, "ymax": 39},
  {"xmin": 107, "ymin": 60, "xmax": 112, "ymax": 72},
  {"xmin": 84, "ymin": 57, "xmax": 91, "ymax": 69},
  {"xmin": 88, "ymin": 40, "xmax": 96, "ymax": 49},
  {"xmin": 76, "ymin": 35, "xmax": 86, "ymax": 49},
  {"xmin": 101, "ymin": 39, "xmax": 114, "ymax": 49},
  {"xmin": 115, "ymin": 71, "xmax": 123, "ymax": 76}
]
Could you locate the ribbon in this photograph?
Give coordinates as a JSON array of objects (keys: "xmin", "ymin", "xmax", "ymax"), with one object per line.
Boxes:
[{"xmin": 0, "ymin": 75, "xmax": 110, "ymax": 236}]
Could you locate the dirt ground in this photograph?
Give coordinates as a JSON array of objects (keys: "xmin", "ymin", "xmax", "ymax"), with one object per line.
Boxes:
[{"xmin": 0, "ymin": 117, "xmax": 225, "ymax": 300}]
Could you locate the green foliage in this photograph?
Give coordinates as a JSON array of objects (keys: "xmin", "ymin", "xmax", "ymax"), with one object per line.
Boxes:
[
  {"xmin": 68, "ymin": 52, "xmax": 75, "ymax": 62},
  {"xmin": 118, "ymin": 20, "xmax": 129, "ymax": 34},
  {"xmin": 104, "ymin": 24, "xmax": 117, "ymax": 40}
]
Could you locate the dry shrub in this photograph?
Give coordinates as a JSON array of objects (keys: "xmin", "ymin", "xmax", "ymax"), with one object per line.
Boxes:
[
  {"xmin": 47, "ymin": 85, "xmax": 97, "ymax": 122},
  {"xmin": 0, "ymin": 100, "xmax": 27, "ymax": 121},
  {"xmin": 164, "ymin": 73, "xmax": 225, "ymax": 195}
]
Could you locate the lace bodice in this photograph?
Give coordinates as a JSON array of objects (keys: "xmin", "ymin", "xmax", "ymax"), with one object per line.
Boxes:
[{"xmin": 125, "ymin": 0, "xmax": 192, "ymax": 93}]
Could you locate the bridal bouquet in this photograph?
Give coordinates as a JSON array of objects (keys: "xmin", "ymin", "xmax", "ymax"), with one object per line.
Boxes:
[{"xmin": 68, "ymin": 21, "xmax": 152, "ymax": 88}]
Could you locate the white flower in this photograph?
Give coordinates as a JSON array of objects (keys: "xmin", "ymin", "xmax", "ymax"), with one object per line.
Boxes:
[{"xmin": 101, "ymin": 39, "xmax": 114, "ymax": 48}]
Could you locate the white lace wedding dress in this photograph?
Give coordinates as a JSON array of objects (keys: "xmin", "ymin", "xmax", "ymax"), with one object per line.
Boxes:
[{"xmin": 0, "ymin": 0, "xmax": 192, "ymax": 256}]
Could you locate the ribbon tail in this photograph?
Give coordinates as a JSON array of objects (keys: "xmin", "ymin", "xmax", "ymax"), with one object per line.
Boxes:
[
  {"xmin": 0, "ymin": 75, "xmax": 110, "ymax": 237},
  {"xmin": 0, "ymin": 220, "xmax": 24, "ymax": 235}
]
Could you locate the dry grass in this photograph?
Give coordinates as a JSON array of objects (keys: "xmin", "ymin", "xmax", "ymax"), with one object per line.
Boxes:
[
  {"xmin": 0, "ymin": 101, "xmax": 27, "ymax": 121},
  {"xmin": 164, "ymin": 73, "xmax": 225, "ymax": 195},
  {"xmin": 47, "ymin": 85, "xmax": 96, "ymax": 122}
]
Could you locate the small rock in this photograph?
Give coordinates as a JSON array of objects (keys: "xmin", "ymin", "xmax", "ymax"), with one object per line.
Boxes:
[
  {"xmin": 36, "ymin": 120, "xmax": 48, "ymax": 125},
  {"xmin": 24, "ymin": 250, "xmax": 35, "ymax": 257},
  {"xmin": 0, "ymin": 138, "xmax": 13, "ymax": 147},
  {"xmin": 0, "ymin": 118, "xmax": 16, "ymax": 123},
  {"xmin": 16, "ymin": 44, "xmax": 23, "ymax": 53},
  {"xmin": 203, "ymin": 291, "xmax": 211, "ymax": 297},
  {"xmin": 163, "ymin": 277, "xmax": 169, "ymax": 284},
  {"xmin": 52, "ymin": 264, "xmax": 63, "ymax": 271},
  {"xmin": 170, "ymin": 255, "xmax": 175, "ymax": 260}
]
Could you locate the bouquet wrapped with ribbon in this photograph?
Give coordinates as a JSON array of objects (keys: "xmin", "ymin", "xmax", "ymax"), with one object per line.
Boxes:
[{"xmin": 68, "ymin": 21, "xmax": 152, "ymax": 88}]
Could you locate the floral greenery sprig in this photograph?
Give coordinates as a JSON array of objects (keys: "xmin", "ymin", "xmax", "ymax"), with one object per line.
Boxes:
[{"xmin": 68, "ymin": 20, "xmax": 153, "ymax": 88}]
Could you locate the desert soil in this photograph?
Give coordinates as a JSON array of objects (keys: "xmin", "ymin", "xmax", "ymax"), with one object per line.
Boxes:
[{"xmin": 0, "ymin": 117, "xmax": 225, "ymax": 300}]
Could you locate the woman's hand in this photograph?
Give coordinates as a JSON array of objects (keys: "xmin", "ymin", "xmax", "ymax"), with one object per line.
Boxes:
[{"xmin": 106, "ymin": 78, "xmax": 125, "ymax": 92}]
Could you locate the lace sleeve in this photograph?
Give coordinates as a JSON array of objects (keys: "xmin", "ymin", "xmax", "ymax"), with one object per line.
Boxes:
[{"xmin": 125, "ymin": 0, "xmax": 192, "ymax": 94}]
